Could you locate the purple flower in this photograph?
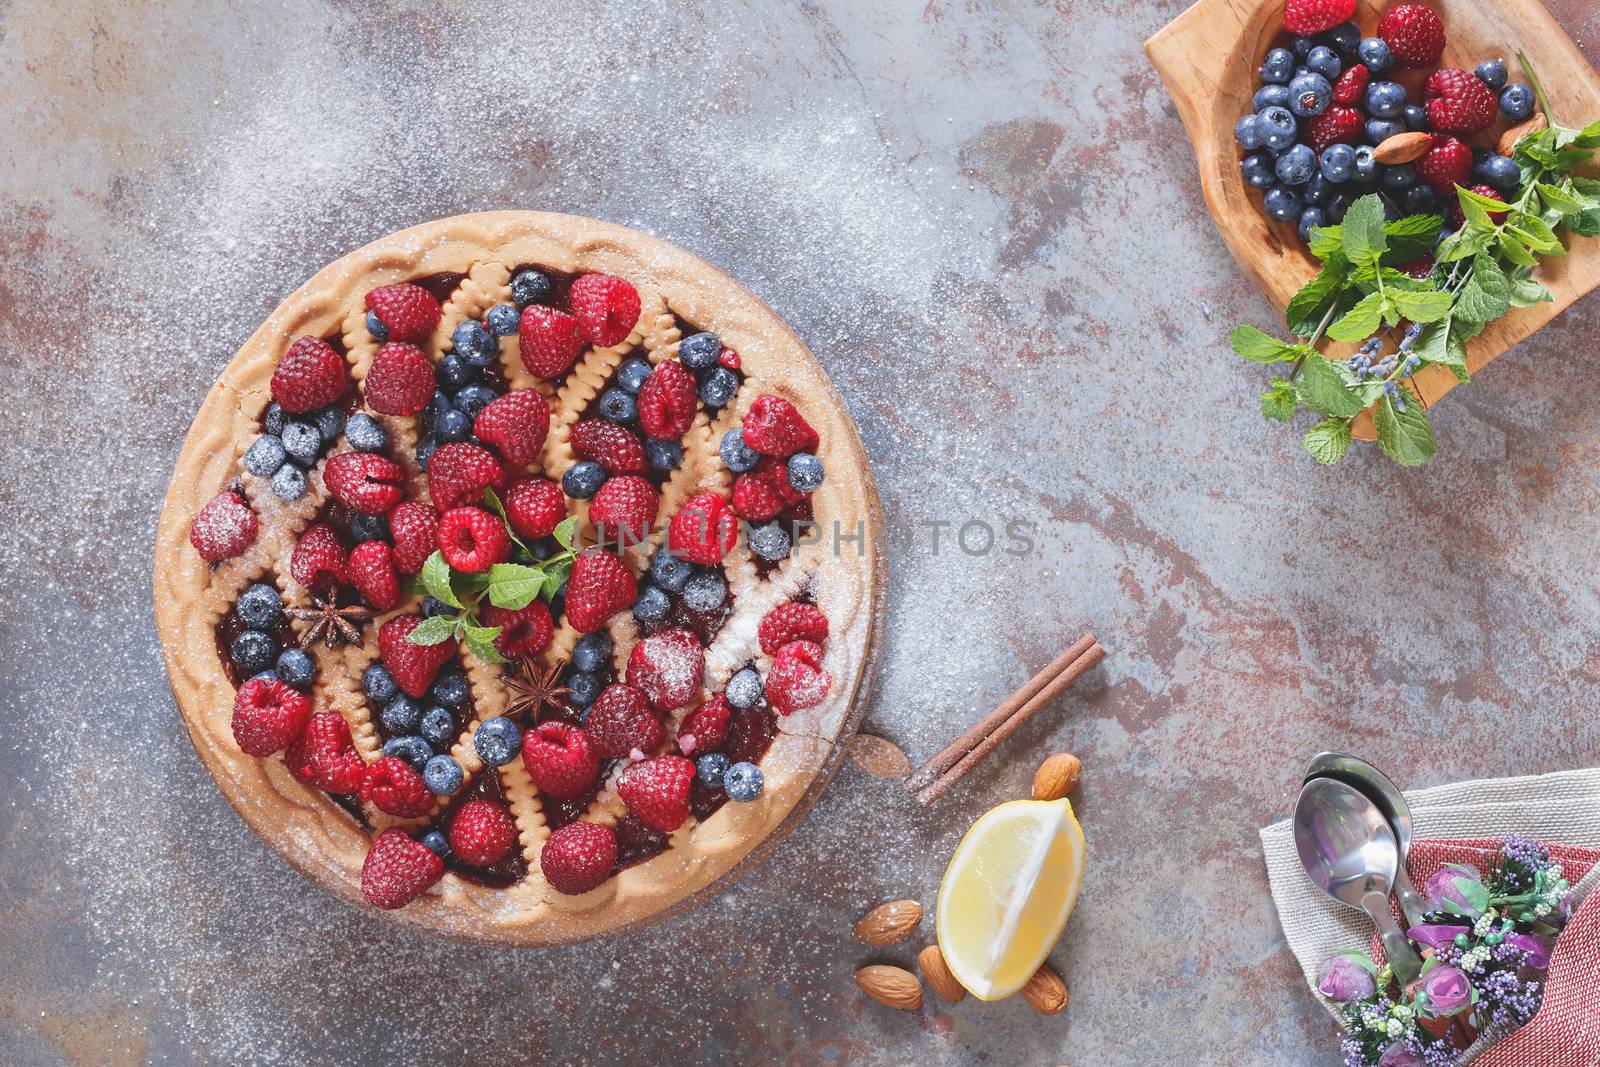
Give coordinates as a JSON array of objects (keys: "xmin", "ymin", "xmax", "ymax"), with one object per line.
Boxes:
[
  {"xmin": 1408, "ymin": 924, "xmax": 1469, "ymax": 952},
  {"xmin": 1421, "ymin": 964, "xmax": 1474, "ymax": 1016},
  {"xmin": 1424, "ymin": 866, "xmax": 1486, "ymax": 918},
  {"xmin": 1504, "ymin": 933, "xmax": 1550, "ymax": 970},
  {"xmin": 1318, "ymin": 954, "xmax": 1376, "ymax": 1002},
  {"xmin": 1379, "ymin": 1043, "xmax": 1426, "ymax": 1067}
]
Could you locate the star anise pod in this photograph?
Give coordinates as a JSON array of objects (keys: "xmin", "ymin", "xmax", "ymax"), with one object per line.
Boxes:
[
  {"xmin": 502, "ymin": 657, "xmax": 572, "ymax": 721},
  {"xmin": 287, "ymin": 595, "xmax": 375, "ymax": 650}
]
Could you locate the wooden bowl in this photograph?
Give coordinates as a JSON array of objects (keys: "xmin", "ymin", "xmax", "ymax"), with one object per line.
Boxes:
[{"xmin": 1146, "ymin": 0, "xmax": 1600, "ymax": 437}]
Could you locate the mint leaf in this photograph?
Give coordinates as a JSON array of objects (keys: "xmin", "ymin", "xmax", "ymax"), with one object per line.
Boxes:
[
  {"xmin": 553, "ymin": 515, "xmax": 578, "ymax": 551},
  {"xmin": 1284, "ymin": 266, "xmax": 1347, "ymax": 338},
  {"xmin": 1390, "ymin": 288, "xmax": 1452, "ymax": 323},
  {"xmin": 1308, "ymin": 225, "xmax": 1344, "ymax": 262},
  {"xmin": 1455, "ymin": 252, "xmax": 1511, "ymax": 323},
  {"xmin": 1538, "ymin": 181, "xmax": 1588, "ymax": 216},
  {"xmin": 1498, "ymin": 232, "xmax": 1537, "ymax": 266},
  {"xmin": 1510, "ymin": 276, "xmax": 1553, "ymax": 307},
  {"xmin": 487, "ymin": 562, "xmax": 547, "ymax": 610},
  {"xmin": 420, "ymin": 551, "xmax": 464, "ymax": 609},
  {"xmin": 463, "ymin": 625, "xmax": 508, "ymax": 664},
  {"xmin": 1229, "ymin": 324, "xmax": 1298, "ymax": 364},
  {"xmin": 1510, "ymin": 214, "xmax": 1563, "ymax": 254},
  {"xmin": 1373, "ymin": 386, "xmax": 1436, "ymax": 466},
  {"xmin": 1297, "ymin": 356, "xmax": 1365, "ymax": 419},
  {"xmin": 1384, "ymin": 214, "xmax": 1442, "ymax": 261},
  {"xmin": 1414, "ymin": 318, "xmax": 1466, "ymax": 378},
  {"xmin": 1341, "ymin": 195, "xmax": 1388, "ymax": 263},
  {"xmin": 1260, "ymin": 378, "xmax": 1298, "ymax": 422},
  {"xmin": 1326, "ymin": 291, "xmax": 1387, "ymax": 342},
  {"xmin": 1302, "ymin": 419, "xmax": 1352, "ymax": 465},
  {"xmin": 406, "ymin": 615, "xmax": 461, "ymax": 646}
]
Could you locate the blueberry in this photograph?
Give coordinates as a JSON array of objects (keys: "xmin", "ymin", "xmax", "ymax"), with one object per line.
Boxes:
[
  {"xmin": 787, "ymin": 452, "xmax": 824, "ymax": 492},
  {"xmin": 474, "ymin": 716, "xmax": 523, "ymax": 767},
  {"xmin": 1287, "ymin": 72, "xmax": 1330, "ymax": 117},
  {"xmin": 1259, "ymin": 47, "xmax": 1296, "ymax": 84},
  {"xmin": 420, "ymin": 705, "xmax": 456, "ymax": 747},
  {"xmin": 1305, "ymin": 46, "xmax": 1341, "ymax": 81},
  {"xmin": 312, "ymin": 406, "xmax": 346, "ymax": 442},
  {"xmin": 510, "ymin": 269, "xmax": 553, "ymax": 308},
  {"xmin": 244, "ymin": 435, "xmax": 287, "ymax": 477},
  {"xmin": 1357, "ymin": 37, "xmax": 1393, "ymax": 75},
  {"xmin": 269, "ymin": 463, "xmax": 307, "ymax": 501},
  {"xmin": 344, "ymin": 412, "xmax": 388, "ymax": 453},
  {"xmin": 486, "ymin": 303, "xmax": 520, "ymax": 337},
  {"xmin": 1365, "ymin": 81, "xmax": 1406, "ymax": 119},
  {"xmin": 431, "ymin": 671, "xmax": 470, "ymax": 709},
  {"xmin": 423, "ymin": 754, "xmax": 464, "ymax": 796},
  {"xmin": 1366, "ymin": 118, "xmax": 1405, "ymax": 144},
  {"xmin": 1435, "ymin": 226, "xmax": 1455, "ymax": 249},
  {"xmin": 1263, "ymin": 185, "xmax": 1302, "ymax": 222},
  {"xmin": 247, "ymin": 670, "xmax": 277, "ymax": 686},
  {"xmin": 382, "ymin": 694, "xmax": 423, "ymax": 735},
  {"xmin": 423, "ymin": 390, "xmax": 454, "ymax": 429},
  {"xmin": 421, "ymin": 596, "xmax": 457, "ymax": 620},
  {"xmin": 455, "ymin": 383, "xmax": 497, "ymax": 419},
  {"xmin": 698, "ymin": 366, "xmax": 740, "ymax": 409},
  {"xmin": 1477, "ymin": 154, "xmax": 1520, "ymax": 193},
  {"xmin": 633, "ymin": 584, "xmax": 672, "ymax": 624},
  {"xmin": 1405, "ymin": 185, "xmax": 1440, "ymax": 216},
  {"xmin": 452, "ymin": 320, "xmax": 498, "ymax": 368},
  {"xmin": 281, "ymin": 421, "xmax": 321, "ymax": 466},
  {"xmin": 366, "ymin": 309, "xmax": 389, "ymax": 343},
  {"xmin": 650, "ymin": 548, "xmax": 694, "ymax": 592},
  {"xmin": 724, "ymin": 762, "xmax": 764, "ymax": 802},
  {"xmin": 235, "ymin": 583, "xmax": 284, "ymax": 630},
  {"xmin": 1325, "ymin": 192, "xmax": 1354, "ymax": 223},
  {"xmin": 383, "ymin": 735, "xmax": 433, "ymax": 771},
  {"xmin": 363, "ymin": 664, "xmax": 399, "ymax": 703},
  {"xmin": 748, "ymin": 522, "xmax": 791, "ymax": 562},
  {"xmin": 1297, "ymin": 207, "xmax": 1326, "ymax": 242},
  {"xmin": 645, "ymin": 437, "xmax": 683, "ymax": 472},
  {"xmin": 1352, "ymin": 145, "xmax": 1377, "ymax": 183},
  {"xmin": 725, "ymin": 668, "xmax": 763, "ymax": 709},
  {"xmin": 1302, "ymin": 173, "xmax": 1333, "ymax": 207},
  {"xmin": 1499, "ymin": 84, "xmax": 1535, "ymax": 122},
  {"xmin": 1274, "ymin": 143, "xmax": 1316, "ymax": 186},
  {"xmin": 1475, "ymin": 58, "xmax": 1507, "ymax": 91},
  {"xmin": 1256, "ymin": 106, "xmax": 1298, "ymax": 151},
  {"xmin": 599, "ymin": 387, "xmax": 637, "ymax": 423},
  {"xmin": 1403, "ymin": 104, "xmax": 1430, "ymax": 132},
  {"xmin": 1379, "ymin": 162, "xmax": 1418, "ymax": 191},
  {"xmin": 1234, "ymin": 114, "xmax": 1263, "ymax": 150},
  {"xmin": 572, "ymin": 632, "xmax": 613, "ymax": 673},
  {"xmin": 422, "ymin": 830, "xmax": 452, "ymax": 858},
  {"xmin": 1253, "ymin": 84, "xmax": 1293, "ymax": 112},
  {"xmin": 563, "ymin": 461, "xmax": 606, "ymax": 499},
  {"xmin": 1292, "ymin": 36, "xmax": 1315, "ymax": 59},
  {"xmin": 1322, "ymin": 21, "xmax": 1359, "ymax": 57},
  {"xmin": 1241, "ymin": 151, "xmax": 1277, "ymax": 189},
  {"xmin": 678, "ymin": 331, "xmax": 722, "ymax": 371},
  {"xmin": 719, "ymin": 429, "xmax": 759, "ymax": 472},
  {"xmin": 275, "ymin": 648, "xmax": 316, "ymax": 690},
  {"xmin": 437, "ymin": 353, "xmax": 477, "ymax": 389},
  {"xmin": 567, "ymin": 669, "xmax": 601, "ymax": 706},
  {"xmin": 231, "ymin": 630, "xmax": 277, "ymax": 674},
  {"xmin": 435, "ymin": 408, "xmax": 470, "ymax": 442},
  {"xmin": 682, "ymin": 570, "xmax": 727, "ymax": 613},
  {"xmin": 695, "ymin": 753, "xmax": 731, "ymax": 789},
  {"xmin": 349, "ymin": 510, "xmax": 389, "ymax": 544},
  {"xmin": 262, "ymin": 402, "xmax": 286, "ymax": 436},
  {"xmin": 617, "ymin": 357, "xmax": 653, "ymax": 393}
]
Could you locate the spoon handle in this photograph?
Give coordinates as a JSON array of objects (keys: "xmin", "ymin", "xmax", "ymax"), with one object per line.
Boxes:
[
  {"xmin": 1364, "ymin": 891, "xmax": 1423, "ymax": 985},
  {"xmin": 1394, "ymin": 866, "xmax": 1427, "ymax": 930}
]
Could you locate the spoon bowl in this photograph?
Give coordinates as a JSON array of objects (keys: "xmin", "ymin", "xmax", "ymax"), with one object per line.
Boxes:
[{"xmin": 1304, "ymin": 753, "xmax": 1426, "ymax": 927}]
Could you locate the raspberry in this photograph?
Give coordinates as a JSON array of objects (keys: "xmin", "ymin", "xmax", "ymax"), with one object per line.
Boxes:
[
  {"xmin": 589, "ymin": 475, "xmax": 658, "ymax": 546},
  {"xmin": 1425, "ymin": 69, "xmax": 1497, "ymax": 135},
  {"xmin": 361, "ymin": 755, "xmax": 435, "ymax": 817},
  {"xmin": 231, "ymin": 677, "xmax": 312, "ymax": 756},
  {"xmin": 563, "ymin": 549, "xmax": 637, "ymax": 633},
  {"xmin": 364, "ymin": 342, "xmax": 435, "ymax": 415},
  {"xmin": 765, "ymin": 640, "xmax": 832, "ymax": 715},
  {"xmin": 637, "ymin": 359, "xmax": 697, "ymax": 440},
  {"xmin": 1418, "ymin": 136, "xmax": 1473, "ymax": 195},
  {"xmin": 271, "ymin": 335, "xmax": 348, "ymax": 413},
  {"xmin": 518, "ymin": 305, "xmax": 584, "ymax": 378},
  {"xmin": 324, "ymin": 451, "xmax": 405, "ymax": 515},
  {"xmin": 758, "ymin": 601, "xmax": 830, "ymax": 656},
  {"xmin": 718, "ymin": 347, "xmax": 741, "ymax": 370},
  {"xmin": 667, "ymin": 492, "xmax": 739, "ymax": 565},
  {"xmin": 583, "ymin": 684, "xmax": 664, "ymax": 759},
  {"xmin": 285, "ymin": 712, "xmax": 366, "ymax": 793},
  {"xmin": 474, "ymin": 389, "xmax": 550, "ymax": 466},
  {"xmin": 361, "ymin": 828, "xmax": 445, "ymax": 909},
  {"xmin": 1282, "ymin": 0, "xmax": 1354, "ymax": 34},
  {"xmin": 1400, "ymin": 254, "xmax": 1436, "ymax": 280},
  {"xmin": 520, "ymin": 722, "xmax": 600, "ymax": 798},
  {"xmin": 741, "ymin": 395, "xmax": 818, "ymax": 457},
  {"xmin": 1306, "ymin": 106, "xmax": 1363, "ymax": 153},
  {"xmin": 731, "ymin": 468, "xmax": 787, "ymax": 522},
  {"xmin": 540, "ymin": 821, "xmax": 616, "ymax": 895},
  {"xmin": 427, "ymin": 442, "xmax": 506, "ymax": 510},
  {"xmin": 387, "ymin": 501, "xmax": 440, "ymax": 574},
  {"xmin": 568, "ymin": 273, "xmax": 641, "ymax": 347},
  {"xmin": 1457, "ymin": 184, "xmax": 1509, "ymax": 227},
  {"xmin": 290, "ymin": 522, "xmax": 348, "ymax": 592},
  {"xmin": 626, "ymin": 628, "xmax": 704, "ymax": 711},
  {"xmin": 678, "ymin": 694, "xmax": 731, "ymax": 755},
  {"xmin": 379, "ymin": 614, "xmax": 458, "ymax": 697},
  {"xmin": 364, "ymin": 283, "xmax": 441, "ymax": 343},
  {"xmin": 189, "ymin": 490, "xmax": 257, "ymax": 562},
  {"xmin": 1332, "ymin": 64, "xmax": 1369, "ymax": 106},
  {"xmin": 570, "ymin": 419, "xmax": 647, "ymax": 474},
  {"xmin": 1379, "ymin": 3, "xmax": 1445, "ymax": 68},
  {"xmin": 447, "ymin": 799, "xmax": 518, "ymax": 867},
  {"xmin": 501, "ymin": 477, "xmax": 566, "ymax": 540},
  {"xmin": 479, "ymin": 600, "xmax": 554, "ymax": 659},
  {"xmin": 616, "ymin": 755, "xmax": 694, "ymax": 833},
  {"xmin": 435, "ymin": 505, "xmax": 511, "ymax": 573},
  {"xmin": 347, "ymin": 539, "xmax": 402, "ymax": 610}
]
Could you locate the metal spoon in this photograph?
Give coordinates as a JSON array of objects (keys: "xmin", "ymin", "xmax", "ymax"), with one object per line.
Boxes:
[
  {"xmin": 1304, "ymin": 753, "xmax": 1426, "ymax": 929},
  {"xmin": 1293, "ymin": 776, "xmax": 1424, "ymax": 985}
]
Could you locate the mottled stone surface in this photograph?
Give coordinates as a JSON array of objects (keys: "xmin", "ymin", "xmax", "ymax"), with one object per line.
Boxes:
[{"xmin": 2, "ymin": 1, "xmax": 1598, "ymax": 1064}]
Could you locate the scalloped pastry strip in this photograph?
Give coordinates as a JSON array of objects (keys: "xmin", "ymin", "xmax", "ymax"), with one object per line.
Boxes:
[
  {"xmin": 340, "ymin": 307, "xmax": 426, "ymax": 493},
  {"xmin": 538, "ymin": 339, "xmax": 634, "ymax": 479},
  {"xmin": 427, "ymin": 262, "xmax": 509, "ymax": 356}
]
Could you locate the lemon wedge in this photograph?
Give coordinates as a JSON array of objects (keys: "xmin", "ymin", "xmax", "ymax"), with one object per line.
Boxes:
[{"xmin": 935, "ymin": 797, "xmax": 1085, "ymax": 1001}]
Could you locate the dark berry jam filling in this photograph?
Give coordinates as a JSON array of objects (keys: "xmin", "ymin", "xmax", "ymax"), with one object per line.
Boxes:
[
  {"xmin": 689, "ymin": 705, "xmax": 778, "ymax": 821},
  {"xmin": 433, "ymin": 771, "xmax": 528, "ymax": 889},
  {"xmin": 613, "ymin": 815, "xmax": 670, "ymax": 871}
]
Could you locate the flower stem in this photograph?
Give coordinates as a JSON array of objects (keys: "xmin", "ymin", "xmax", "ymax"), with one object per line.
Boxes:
[{"xmin": 1515, "ymin": 51, "xmax": 1558, "ymax": 128}]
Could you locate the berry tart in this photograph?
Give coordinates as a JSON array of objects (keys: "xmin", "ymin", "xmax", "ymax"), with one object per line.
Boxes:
[{"xmin": 154, "ymin": 212, "xmax": 885, "ymax": 944}]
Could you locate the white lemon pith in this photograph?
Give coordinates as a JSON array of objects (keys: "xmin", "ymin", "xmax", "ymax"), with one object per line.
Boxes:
[{"xmin": 934, "ymin": 798, "xmax": 1085, "ymax": 1001}]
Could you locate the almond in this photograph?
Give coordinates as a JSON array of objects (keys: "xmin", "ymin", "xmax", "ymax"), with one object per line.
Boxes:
[
  {"xmin": 1022, "ymin": 962, "xmax": 1069, "ymax": 1015},
  {"xmin": 1373, "ymin": 131, "xmax": 1433, "ymax": 165},
  {"xmin": 853, "ymin": 899, "xmax": 923, "ymax": 945},
  {"xmin": 1499, "ymin": 112, "xmax": 1548, "ymax": 157},
  {"xmin": 855, "ymin": 964, "xmax": 923, "ymax": 1011},
  {"xmin": 1032, "ymin": 753, "xmax": 1082, "ymax": 801},
  {"xmin": 917, "ymin": 944, "xmax": 967, "ymax": 1003},
  {"xmin": 847, "ymin": 733, "xmax": 912, "ymax": 778}
]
